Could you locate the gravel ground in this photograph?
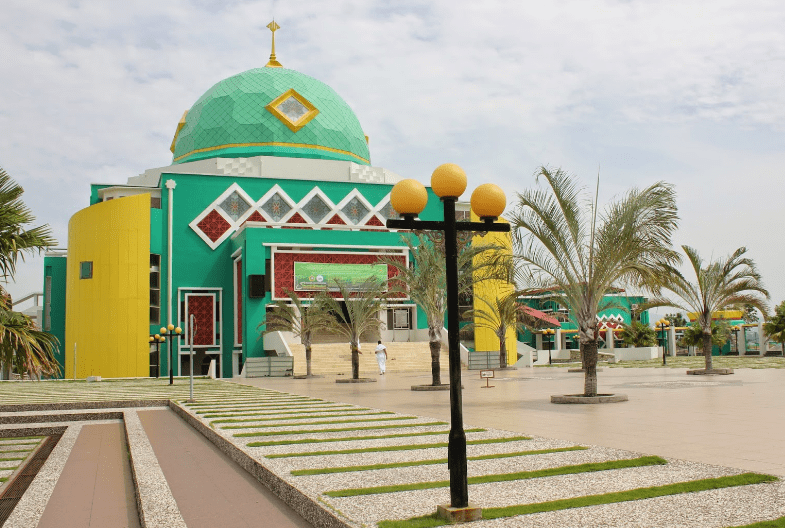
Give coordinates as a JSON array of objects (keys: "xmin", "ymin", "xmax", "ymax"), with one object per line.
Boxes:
[{"xmin": 176, "ymin": 390, "xmax": 785, "ymax": 528}]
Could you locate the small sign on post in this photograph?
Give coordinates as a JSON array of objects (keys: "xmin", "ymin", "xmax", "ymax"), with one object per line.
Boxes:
[{"xmin": 480, "ymin": 369, "xmax": 495, "ymax": 388}]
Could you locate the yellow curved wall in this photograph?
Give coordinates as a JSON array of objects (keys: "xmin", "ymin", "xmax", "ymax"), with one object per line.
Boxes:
[
  {"xmin": 64, "ymin": 194, "xmax": 150, "ymax": 378},
  {"xmin": 471, "ymin": 212, "xmax": 517, "ymax": 365}
]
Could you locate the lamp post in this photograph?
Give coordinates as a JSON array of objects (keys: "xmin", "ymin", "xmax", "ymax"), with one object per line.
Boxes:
[
  {"xmin": 386, "ymin": 164, "xmax": 509, "ymax": 516},
  {"xmin": 160, "ymin": 323, "xmax": 183, "ymax": 385},
  {"xmin": 657, "ymin": 319, "xmax": 670, "ymax": 365},
  {"xmin": 543, "ymin": 328, "xmax": 555, "ymax": 365},
  {"xmin": 732, "ymin": 325, "xmax": 740, "ymax": 355},
  {"xmin": 148, "ymin": 334, "xmax": 165, "ymax": 378}
]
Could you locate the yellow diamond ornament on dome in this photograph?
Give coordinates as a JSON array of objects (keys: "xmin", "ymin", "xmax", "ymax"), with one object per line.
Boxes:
[{"xmin": 266, "ymin": 88, "xmax": 319, "ymax": 133}]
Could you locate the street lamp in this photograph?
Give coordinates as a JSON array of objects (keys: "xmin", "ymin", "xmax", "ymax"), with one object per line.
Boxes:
[
  {"xmin": 386, "ymin": 164, "xmax": 509, "ymax": 519},
  {"xmin": 732, "ymin": 325, "xmax": 740, "ymax": 355},
  {"xmin": 657, "ymin": 318, "xmax": 670, "ymax": 365},
  {"xmin": 160, "ymin": 323, "xmax": 183, "ymax": 385},
  {"xmin": 148, "ymin": 334, "xmax": 165, "ymax": 378},
  {"xmin": 543, "ymin": 328, "xmax": 555, "ymax": 365}
]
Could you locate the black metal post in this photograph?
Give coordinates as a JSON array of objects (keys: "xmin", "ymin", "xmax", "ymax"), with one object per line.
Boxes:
[
  {"xmin": 387, "ymin": 204, "xmax": 509, "ymax": 510},
  {"xmin": 160, "ymin": 329, "xmax": 183, "ymax": 385},
  {"xmin": 442, "ymin": 197, "xmax": 469, "ymax": 508},
  {"xmin": 661, "ymin": 323, "xmax": 667, "ymax": 365},
  {"xmin": 547, "ymin": 333, "xmax": 552, "ymax": 365}
]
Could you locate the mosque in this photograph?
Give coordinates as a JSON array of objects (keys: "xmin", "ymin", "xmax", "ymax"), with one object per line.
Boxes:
[{"xmin": 41, "ymin": 23, "xmax": 519, "ymax": 379}]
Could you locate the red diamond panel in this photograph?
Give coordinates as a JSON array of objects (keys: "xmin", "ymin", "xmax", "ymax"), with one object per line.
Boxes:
[
  {"xmin": 282, "ymin": 212, "xmax": 310, "ymax": 230},
  {"xmin": 187, "ymin": 295, "xmax": 215, "ymax": 346},
  {"xmin": 197, "ymin": 210, "xmax": 231, "ymax": 243},
  {"xmin": 365, "ymin": 215, "xmax": 384, "ymax": 226}
]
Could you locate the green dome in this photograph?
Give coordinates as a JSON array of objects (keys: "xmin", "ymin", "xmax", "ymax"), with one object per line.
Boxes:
[{"xmin": 172, "ymin": 68, "xmax": 371, "ymax": 165}]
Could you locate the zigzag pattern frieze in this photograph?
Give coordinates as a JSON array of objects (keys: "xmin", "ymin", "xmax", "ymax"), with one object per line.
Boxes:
[{"xmin": 190, "ymin": 183, "xmax": 397, "ymax": 249}]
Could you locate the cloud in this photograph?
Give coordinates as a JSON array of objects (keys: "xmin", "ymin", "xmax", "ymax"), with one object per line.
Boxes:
[{"xmin": 1, "ymin": 0, "xmax": 784, "ymax": 305}]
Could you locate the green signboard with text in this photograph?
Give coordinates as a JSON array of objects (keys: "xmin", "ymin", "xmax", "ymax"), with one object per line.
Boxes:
[{"xmin": 293, "ymin": 262, "xmax": 387, "ymax": 291}]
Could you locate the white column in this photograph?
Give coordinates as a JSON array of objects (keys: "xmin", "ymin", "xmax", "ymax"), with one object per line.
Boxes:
[
  {"xmin": 738, "ymin": 326, "xmax": 747, "ymax": 355},
  {"xmin": 165, "ymin": 179, "xmax": 177, "ymax": 376},
  {"xmin": 606, "ymin": 328, "xmax": 615, "ymax": 350},
  {"xmin": 535, "ymin": 333, "xmax": 543, "ymax": 350},
  {"xmin": 554, "ymin": 329, "xmax": 562, "ymax": 351},
  {"xmin": 165, "ymin": 179, "xmax": 176, "ymax": 327},
  {"xmin": 668, "ymin": 326, "xmax": 677, "ymax": 356},
  {"xmin": 758, "ymin": 322, "xmax": 768, "ymax": 356}
]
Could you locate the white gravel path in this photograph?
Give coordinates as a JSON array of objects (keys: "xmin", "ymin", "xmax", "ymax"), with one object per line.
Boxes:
[{"xmin": 179, "ymin": 391, "xmax": 784, "ymax": 528}]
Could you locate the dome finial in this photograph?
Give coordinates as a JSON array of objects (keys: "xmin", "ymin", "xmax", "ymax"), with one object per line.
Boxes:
[{"xmin": 265, "ymin": 20, "xmax": 283, "ymax": 68}]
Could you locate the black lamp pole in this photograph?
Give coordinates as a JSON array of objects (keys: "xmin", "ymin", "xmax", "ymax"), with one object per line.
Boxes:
[
  {"xmin": 387, "ymin": 202, "xmax": 509, "ymax": 509},
  {"xmin": 660, "ymin": 321, "xmax": 668, "ymax": 365},
  {"xmin": 160, "ymin": 325, "xmax": 183, "ymax": 385}
]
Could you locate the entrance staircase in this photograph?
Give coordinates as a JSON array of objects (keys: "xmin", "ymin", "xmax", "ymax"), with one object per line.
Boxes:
[{"xmin": 287, "ymin": 342, "xmax": 450, "ymax": 376}]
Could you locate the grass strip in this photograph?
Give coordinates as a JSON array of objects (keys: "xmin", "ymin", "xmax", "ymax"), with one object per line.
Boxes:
[
  {"xmin": 221, "ymin": 416, "xmax": 416, "ymax": 429},
  {"xmin": 248, "ymin": 428, "xmax": 486, "ymax": 447},
  {"xmin": 375, "ymin": 473, "xmax": 778, "ymax": 528},
  {"xmin": 234, "ymin": 421, "xmax": 447, "ymax": 438},
  {"xmin": 0, "ymin": 436, "xmax": 45, "ymax": 442},
  {"xmin": 266, "ymin": 435, "xmax": 529, "ymax": 458},
  {"xmin": 211, "ymin": 411, "xmax": 393, "ymax": 424},
  {"xmin": 727, "ymin": 517, "xmax": 785, "ymax": 527},
  {"xmin": 188, "ymin": 398, "xmax": 320, "ymax": 408},
  {"xmin": 196, "ymin": 403, "xmax": 341, "ymax": 414},
  {"xmin": 291, "ymin": 446, "xmax": 587, "ymax": 475},
  {"xmin": 0, "ymin": 457, "xmax": 26, "ymax": 462},
  {"xmin": 325, "ymin": 456, "xmax": 667, "ymax": 497},
  {"xmin": 204, "ymin": 406, "xmax": 366, "ymax": 418}
]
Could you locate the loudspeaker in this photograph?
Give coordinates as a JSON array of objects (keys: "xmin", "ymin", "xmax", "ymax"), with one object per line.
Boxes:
[{"xmin": 248, "ymin": 275, "xmax": 265, "ymax": 298}]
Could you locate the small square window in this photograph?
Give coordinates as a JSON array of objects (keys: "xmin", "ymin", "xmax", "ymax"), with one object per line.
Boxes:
[{"xmin": 79, "ymin": 261, "xmax": 93, "ymax": 279}]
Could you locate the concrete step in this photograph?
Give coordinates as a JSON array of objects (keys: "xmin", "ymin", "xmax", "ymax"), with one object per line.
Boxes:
[{"xmin": 287, "ymin": 342, "xmax": 450, "ymax": 376}]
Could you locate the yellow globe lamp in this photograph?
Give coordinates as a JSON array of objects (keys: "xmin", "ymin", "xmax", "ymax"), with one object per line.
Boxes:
[
  {"xmin": 159, "ymin": 336, "xmax": 165, "ymax": 342},
  {"xmin": 160, "ymin": 327, "xmax": 167, "ymax": 334},
  {"xmin": 167, "ymin": 323, "xmax": 175, "ymax": 331},
  {"xmin": 431, "ymin": 163, "xmax": 467, "ymax": 199},
  {"xmin": 149, "ymin": 336, "xmax": 154, "ymax": 343},
  {"xmin": 390, "ymin": 179, "xmax": 428, "ymax": 218},
  {"xmin": 155, "ymin": 334, "xmax": 161, "ymax": 341},
  {"xmin": 175, "ymin": 326, "xmax": 183, "ymax": 334},
  {"xmin": 471, "ymin": 183, "xmax": 506, "ymax": 221}
]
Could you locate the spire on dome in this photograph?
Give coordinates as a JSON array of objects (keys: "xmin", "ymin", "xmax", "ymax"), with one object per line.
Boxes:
[{"xmin": 265, "ymin": 20, "xmax": 283, "ymax": 68}]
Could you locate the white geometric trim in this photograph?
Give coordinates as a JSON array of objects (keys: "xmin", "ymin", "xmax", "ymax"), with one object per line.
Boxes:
[
  {"xmin": 335, "ymin": 188, "xmax": 376, "ymax": 226},
  {"xmin": 191, "ymin": 183, "xmax": 398, "ymax": 249}
]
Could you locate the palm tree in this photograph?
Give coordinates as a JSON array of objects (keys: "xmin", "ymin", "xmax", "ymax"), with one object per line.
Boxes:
[
  {"xmin": 0, "ymin": 167, "xmax": 59, "ymax": 378},
  {"xmin": 320, "ymin": 277, "xmax": 392, "ymax": 379},
  {"xmin": 508, "ymin": 166, "xmax": 679, "ymax": 397},
  {"xmin": 383, "ymin": 233, "xmax": 492, "ymax": 385},
  {"xmin": 618, "ymin": 321, "xmax": 657, "ymax": 348},
  {"xmin": 261, "ymin": 289, "xmax": 333, "ymax": 377},
  {"xmin": 463, "ymin": 290, "xmax": 531, "ymax": 368},
  {"xmin": 0, "ymin": 293, "xmax": 60, "ymax": 378},
  {"xmin": 679, "ymin": 321, "xmax": 730, "ymax": 351},
  {"xmin": 763, "ymin": 301, "xmax": 785, "ymax": 357},
  {"xmin": 0, "ymin": 167, "xmax": 56, "ymax": 280},
  {"xmin": 645, "ymin": 246, "xmax": 769, "ymax": 371}
]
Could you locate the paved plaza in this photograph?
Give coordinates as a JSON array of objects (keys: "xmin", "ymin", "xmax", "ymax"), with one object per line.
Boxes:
[
  {"xmin": 240, "ymin": 366, "xmax": 785, "ymax": 477},
  {"xmin": 0, "ymin": 367, "xmax": 783, "ymax": 527}
]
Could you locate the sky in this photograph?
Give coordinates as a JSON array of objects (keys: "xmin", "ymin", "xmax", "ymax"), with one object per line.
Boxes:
[{"xmin": 1, "ymin": 0, "xmax": 784, "ymax": 316}]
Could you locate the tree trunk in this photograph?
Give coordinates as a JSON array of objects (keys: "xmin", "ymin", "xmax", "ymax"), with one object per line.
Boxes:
[
  {"xmin": 428, "ymin": 325, "xmax": 442, "ymax": 386},
  {"xmin": 583, "ymin": 340, "xmax": 598, "ymax": 397},
  {"xmin": 499, "ymin": 332, "xmax": 507, "ymax": 369},
  {"xmin": 703, "ymin": 332, "xmax": 713, "ymax": 371},
  {"xmin": 429, "ymin": 340, "xmax": 442, "ymax": 385},
  {"xmin": 351, "ymin": 343, "xmax": 360, "ymax": 379},
  {"xmin": 305, "ymin": 344, "xmax": 313, "ymax": 377}
]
